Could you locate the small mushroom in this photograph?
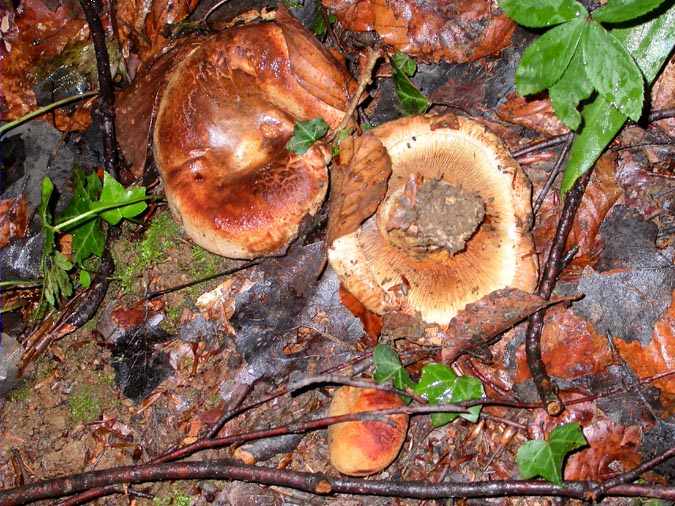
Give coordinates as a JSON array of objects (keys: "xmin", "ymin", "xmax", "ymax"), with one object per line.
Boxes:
[
  {"xmin": 150, "ymin": 9, "xmax": 356, "ymax": 259},
  {"xmin": 328, "ymin": 114, "xmax": 538, "ymax": 325},
  {"xmin": 328, "ymin": 386, "xmax": 409, "ymax": 476}
]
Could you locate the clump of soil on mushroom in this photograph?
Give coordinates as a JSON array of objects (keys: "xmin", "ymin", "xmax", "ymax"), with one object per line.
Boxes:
[{"xmin": 384, "ymin": 177, "xmax": 485, "ymax": 256}]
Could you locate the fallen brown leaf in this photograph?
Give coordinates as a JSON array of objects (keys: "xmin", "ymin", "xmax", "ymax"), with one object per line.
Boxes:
[
  {"xmin": 496, "ymin": 92, "xmax": 568, "ymax": 137},
  {"xmin": 533, "ymin": 152, "xmax": 622, "ymax": 279},
  {"xmin": 323, "ymin": 0, "xmax": 515, "ymax": 63},
  {"xmin": 565, "ymin": 419, "xmax": 642, "ymax": 481},
  {"xmin": 116, "ymin": 0, "xmax": 197, "ymax": 68},
  {"xmin": 514, "ymin": 305, "xmax": 615, "ymax": 383},
  {"xmin": 439, "ymin": 288, "xmax": 579, "ymax": 362},
  {"xmin": 0, "ymin": 195, "xmax": 28, "ymax": 248},
  {"xmin": 616, "ymin": 294, "xmax": 675, "ymax": 399},
  {"xmin": 651, "ymin": 55, "xmax": 675, "ymax": 137},
  {"xmin": 327, "ymin": 133, "xmax": 392, "ymax": 247}
]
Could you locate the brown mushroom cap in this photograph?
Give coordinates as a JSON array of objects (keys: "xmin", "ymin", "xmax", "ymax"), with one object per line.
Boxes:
[
  {"xmin": 152, "ymin": 10, "xmax": 355, "ymax": 259},
  {"xmin": 328, "ymin": 386, "xmax": 409, "ymax": 476},
  {"xmin": 328, "ymin": 115, "xmax": 538, "ymax": 325}
]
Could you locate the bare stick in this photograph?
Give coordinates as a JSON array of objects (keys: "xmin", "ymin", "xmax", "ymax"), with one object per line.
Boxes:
[
  {"xmin": 532, "ymin": 135, "xmax": 574, "ymax": 216},
  {"xmin": 79, "ymin": 0, "xmax": 118, "ymax": 179},
  {"xmin": 511, "ymin": 133, "xmax": 573, "ymax": 159},
  {"xmin": 4, "ymin": 457, "xmax": 675, "ymax": 505},
  {"xmin": 526, "ymin": 169, "xmax": 593, "ymax": 415},
  {"xmin": 328, "ymin": 48, "xmax": 383, "ymax": 141}
]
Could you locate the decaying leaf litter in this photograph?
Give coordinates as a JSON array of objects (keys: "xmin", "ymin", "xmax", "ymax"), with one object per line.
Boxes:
[{"xmin": 0, "ymin": 0, "xmax": 674, "ymax": 503}]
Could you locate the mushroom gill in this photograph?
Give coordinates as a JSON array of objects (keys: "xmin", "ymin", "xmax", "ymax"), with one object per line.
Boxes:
[{"xmin": 328, "ymin": 114, "xmax": 539, "ymax": 325}]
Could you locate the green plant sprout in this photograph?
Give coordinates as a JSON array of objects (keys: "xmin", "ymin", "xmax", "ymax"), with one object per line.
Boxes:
[
  {"xmin": 500, "ymin": 0, "xmax": 675, "ymax": 193},
  {"xmin": 372, "ymin": 344, "xmax": 484, "ymax": 427},
  {"xmin": 390, "ymin": 51, "xmax": 430, "ymax": 115},
  {"xmin": 517, "ymin": 422, "xmax": 588, "ymax": 484},
  {"xmin": 37, "ymin": 171, "xmax": 150, "ymax": 313}
]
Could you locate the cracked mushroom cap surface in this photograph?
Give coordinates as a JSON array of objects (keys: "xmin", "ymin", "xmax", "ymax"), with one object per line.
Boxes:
[
  {"xmin": 152, "ymin": 9, "xmax": 355, "ymax": 259},
  {"xmin": 328, "ymin": 114, "xmax": 538, "ymax": 325}
]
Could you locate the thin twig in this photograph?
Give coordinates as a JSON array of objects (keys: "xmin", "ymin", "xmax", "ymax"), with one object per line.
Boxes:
[
  {"xmin": 648, "ymin": 107, "xmax": 675, "ymax": 122},
  {"xmin": 511, "ymin": 133, "xmax": 573, "ymax": 159},
  {"xmin": 79, "ymin": 0, "xmax": 118, "ymax": 179},
  {"xmin": 144, "ymin": 260, "xmax": 259, "ymax": 299},
  {"xmin": 526, "ymin": 169, "xmax": 593, "ymax": 415},
  {"xmin": 328, "ymin": 47, "xmax": 383, "ymax": 141},
  {"xmin": 288, "ymin": 374, "xmax": 427, "ymax": 404},
  {"xmin": 532, "ymin": 135, "xmax": 574, "ymax": 216}
]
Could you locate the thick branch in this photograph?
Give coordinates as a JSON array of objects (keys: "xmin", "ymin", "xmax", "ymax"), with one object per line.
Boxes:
[
  {"xmin": 526, "ymin": 169, "xmax": 593, "ymax": 415},
  {"xmin": 3, "ymin": 459, "xmax": 674, "ymax": 505}
]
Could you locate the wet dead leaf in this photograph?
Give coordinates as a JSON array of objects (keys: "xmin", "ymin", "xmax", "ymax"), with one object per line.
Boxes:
[
  {"xmin": 0, "ymin": 195, "xmax": 28, "ymax": 248},
  {"xmin": 514, "ymin": 305, "xmax": 615, "ymax": 384},
  {"xmin": 0, "ymin": 0, "xmax": 90, "ymax": 123},
  {"xmin": 616, "ymin": 296, "xmax": 675, "ymax": 398},
  {"xmin": 439, "ymin": 288, "xmax": 579, "ymax": 362},
  {"xmin": 565, "ymin": 419, "xmax": 642, "ymax": 481},
  {"xmin": 651, "ymin": 55, "xmax": 675, "ymax": 138},
  {"xmin": 533, "ymin": 152, "xmax": 622, "ymax": 279},
  {"xmin": 339, "ymin": 286, "xmax": 383, "ymax": 343},
  {"xmin": 115, "ymin": 0, "xmax": 198, "ymax": 67},
  {"xmin": 323, "ymin": 0, "xmax": 515, "ymax": 63},
  {"xmin": 327, "ymin": 133, "xmax": 392, "ymax": 247},
  {"xmin": 496, "ymin": 92, "xmax": 568, "ymax": 137},
  {"xmin": 573, "ymin": 207, "xmax": 673, "ymax": 347}
]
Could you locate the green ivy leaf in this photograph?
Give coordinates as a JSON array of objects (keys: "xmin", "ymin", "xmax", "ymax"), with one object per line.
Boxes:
[
  {"xmin": 393, "ymin": 72, "xmax": 430, "ymax": 115},
  {"xmin": 79, "ymin": 269, "xmax": 92, "ymax": 288},
  {"xmin": 391, "ymin": 52, "xmax": 429, "ymax": 115},
  {"xmin": 516, "ymin": 422, "xmax": 587, "ymax": 484},
  {"xmin": 582, "ymin": 20, "xmax": 644, "ymax": 121},
  {"xmin": 549, "ymin": 50, "xmax": 594, "ymax": 130},
  {"xmin": 72, "ymin": 219, "xmax": 105, "ymax": 265},
  {"xmin": 391, "ymin": 51, "xmax": 417, "ymax": 76},
  {"xmin": 561, "ymin": 3, "xmax": 675, "ymax": 194},
  {"xmin": 286, "ymin": 118, "xmax": 329, "ymax": 154},
  {"xmin": 373, "ymin": 344, "xmax": 415, "ymax": 403},
  {"xmin": 311, "ymin": 7, "xmax": 336, "ymax": 37},
  {"xmin": 413, "ymin": 363, "xmax": 484, "ymax": 427},
  {"xmin": 96, "ymin": 172, "xmax": 148, "ymax": 225},
  {"xmin": 515, "ymin": 17, "xmax": 586, "ymax": 96},
  {"xmin": 499, "ymin": 0, "xmax": 587, "ymax": 28},
  {"xmin": 593, "ymin": 0, "xmax": 666, "ymax": 23},
  {"xmin": 60, "ymin": 168, "xmax": 100, "ymax": 220}
]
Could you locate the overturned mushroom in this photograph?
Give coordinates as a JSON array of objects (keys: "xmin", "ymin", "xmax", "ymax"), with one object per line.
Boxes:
[
  {"xmin": 117, "ymin": 8, "xmax": 356, "ymax": 258},
  {"xmin": 328, "ymin": 386, "xmax": 409, "ymax": 476},
  {"xmin": 328, "ymin": 114, "xmax": 538, "ymax": 325}
]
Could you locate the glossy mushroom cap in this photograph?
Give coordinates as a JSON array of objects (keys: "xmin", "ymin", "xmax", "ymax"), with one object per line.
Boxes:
[
  {"xmin": 328, "ymin": 115, "xmax": 538, "ymax": 325},
  {"xmin": 152, "ymin": 9, "xmax": 356, "ymax": 259},
  {"xmin": 328, "ymin": 386, "xmax": 409, "ymax": 476}
]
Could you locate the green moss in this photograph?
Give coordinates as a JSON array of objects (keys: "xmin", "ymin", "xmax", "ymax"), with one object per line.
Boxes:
[
  {"xmin": 152, "ymin": 488, "xmax": 192, "ymax": 506},
  {"xmin": 190, "ymin": 245, "xmax": 221, "ymax": 279},
  {"xmin": 8, "ymin": 381, "xmax": 31, "ymax": 402},
  {"xmin": 68, "ymin": 386, "xmax": 101, "ymax": 423},
  {"xmin": 174, "ymin": 493, "xmax": 192, "ymax": 506},
  {"xmin": 113, "ymin": 211, "xmax": 182, "ymax": 293}
]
